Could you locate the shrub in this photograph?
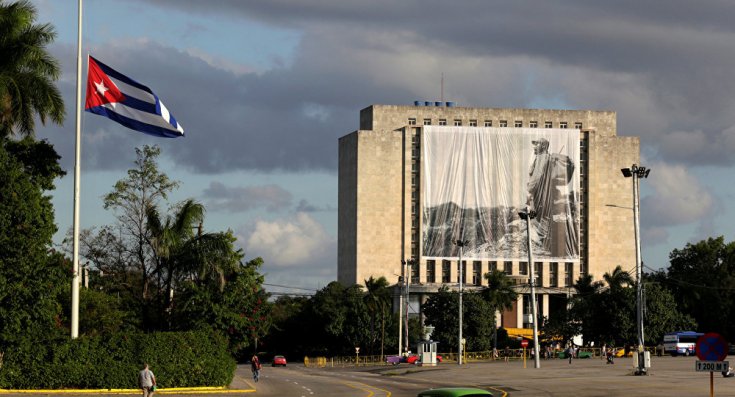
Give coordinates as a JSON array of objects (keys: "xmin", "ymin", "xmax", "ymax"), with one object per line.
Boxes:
[{"xmin": 0, "ymin": 330, "xmax": 235, "ymax": 389}]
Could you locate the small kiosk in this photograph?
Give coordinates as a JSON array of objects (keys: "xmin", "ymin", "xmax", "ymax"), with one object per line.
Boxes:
[{"xmin": 418, "ymin": 326, "xmax": 439, "ymax": 366}]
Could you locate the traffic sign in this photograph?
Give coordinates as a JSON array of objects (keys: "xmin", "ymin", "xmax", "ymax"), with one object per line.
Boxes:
[
  {"xmin": 696, "ymin": 333, "xmax": 729, "ymax": 362},
  {"xmin": 696, "ymin": 360, "xmax": 730, "ymax": 372},
  {"xmin": 520, "ymin": 339, "xmax": 528, "ymax": 348}
]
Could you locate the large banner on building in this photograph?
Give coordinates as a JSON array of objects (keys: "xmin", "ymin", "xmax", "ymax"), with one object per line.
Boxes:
[{"xmin": 421, "ymin": 126, "xmax": 580, "ymax": 261}]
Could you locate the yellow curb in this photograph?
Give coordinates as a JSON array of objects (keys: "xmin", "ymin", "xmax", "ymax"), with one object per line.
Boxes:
[{"xmin": 0, "ymin": 387, "xmax": 255, "ymax": 394}]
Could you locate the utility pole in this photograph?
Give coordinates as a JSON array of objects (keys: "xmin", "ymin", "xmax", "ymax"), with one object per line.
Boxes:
[
  {"xmin": 455, "ymin": 239, "xmax": 469, "ymax": 365},
  {"xmin": 519, "ymin": 207, "xmax": 541, "ymax": 369},
  {"xmin": 405, "ymin": 259, "xmax": 411, "ymax": 354},
  {"xmin": 398, "ymin": 264, "xmax": 404, "ymax": 355}
]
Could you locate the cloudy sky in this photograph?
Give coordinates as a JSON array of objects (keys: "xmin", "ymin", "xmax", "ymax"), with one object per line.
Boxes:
[{"xmin": 30, "ymin": 0, "xmax": 735, "ymax": 294}]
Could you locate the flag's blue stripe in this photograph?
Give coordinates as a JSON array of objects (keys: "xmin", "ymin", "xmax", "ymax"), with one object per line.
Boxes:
[
  {"xmin": 86, "ymin": 106, "xmax": 183, "ymax": 138},
  {"xmin": 91, "ymin": 56, "xmax": 153, "ymax": 95},
  {"xmin": 120, "ymin": 95, "xmax": 158, "ymax": 115}
]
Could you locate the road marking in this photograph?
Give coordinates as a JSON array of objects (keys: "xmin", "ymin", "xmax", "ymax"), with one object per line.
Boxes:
[{"xmin": 342, "ymin": 381, "xmax": 392, "ymax": 397}]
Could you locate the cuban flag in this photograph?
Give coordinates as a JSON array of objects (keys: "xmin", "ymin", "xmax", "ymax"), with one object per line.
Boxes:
[{"xmin": 84, "ymin": 56, "xmax": 184, "ymax": 138}]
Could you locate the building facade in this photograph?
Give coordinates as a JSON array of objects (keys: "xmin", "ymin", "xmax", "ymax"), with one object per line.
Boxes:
[{"xmin": 338, "ymin": 103, "xmax": 639, "ymax": 329}]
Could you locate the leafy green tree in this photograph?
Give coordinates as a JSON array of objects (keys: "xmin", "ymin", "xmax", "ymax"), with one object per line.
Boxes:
[
  {"xmin": 146, "ymin": 199, "xmax": 238, "ymax": 328},
  {"xmin": 642, "ymin": 281, "xmax": 696, "ymax": 344},
  {"xmin": 174, "ymin": 256, "xmax": 270, "ymax": 357},
  {"xmin": 422, "ymin": 287, "xmax": 495, "ymax": 353},
  {"xmin": 569, "ymin": 273, "xmax": 603, "ymax": 344},
  {"xmin": 303, "ymin": 281, "xmax": 371, "ymax": 356},
  {"xmin": 0, "ymin": 0, "xmax": 64, "ymax": 137},
  {"xmin": 666, "ymin": 237, "xmax": 735, "ymax": 340},
  {"xmin": 0, "ymin": 138, "xmax": 66, "ymax": 348}
]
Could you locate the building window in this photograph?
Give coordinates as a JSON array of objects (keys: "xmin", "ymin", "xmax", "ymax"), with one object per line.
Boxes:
[
  {"xmin": 504, "ymin": 261, "xmax": 512, "ymax": 273},
  {"xmin": 499, "ymin": 120, "xmax": 508, "ymax": 127},
  {"xmin": 442, "ymin": 260, "xmax": 451, "ymax": 283},
  {"xmin": 544, "ymin": 121, "xmax": 553, "ymax": 128},
  {"xmin": 473, "ymin": 261, "xmax": 482, "ymax": 286},
  {"xmin": 439, "ymin": 119, "xmax": 447, "ymax": 126},
  {"xmin": 411, "ymin": 261, "xmax": 419, "ymax": 284},
  {"xmin": 423, "ymin": 119, "xmax": 431, "ymax": 125},
  {"xmin": 484, "ymin": 120, "xmax": 493, "ymax": 127},
  {"xmin": 460, "ymin": 260, "xmax": 467, "ymax": 284},
  {"xmin": 530, "ymin": 121, "xmax": 538, "ymax": 128},
  {"xmin": 574, "ymin": 122, "xmax": 583, "ymax": 129},
  {"xmin": 560, "ymin": 122, "xmax": 568, "ymax": 129},
  {"xmin": 534, "ymin": 262, "xmax": 542, "ymax": 287},
  {"xmin": 427, "ymin": 260, "xmax": 436, "ymax": 283},
  {"xmin": 408, "ymin": 118, "xmax": 416, "ymax": 126},
  {"xmin": 491, "ymin": 261, "xmax": 498, "ymax": 272},
  {"xmin": 469, "ymin": 119, "xmax": 477, "ymax": 127},
  {"xmin": 514, "ymin": 120, "xmax": 522, "ymax": 128},
  {"xmin": 549, "ymin": 262, "xmax": 558, "ymax": 287},
  {"xmin": 520, "ymin": 261, "xmax": 528, "ymax": 276},
  {"xmin": 454, "ymin": 119, "xmax": 462, "ymax": 126},
  {"xmin": 565, "ymin": 262, "xmax": 573, "ymax": 286}
]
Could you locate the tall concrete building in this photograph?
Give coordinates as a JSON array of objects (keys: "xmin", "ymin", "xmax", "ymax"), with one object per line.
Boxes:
[{"xmin": 338, "ymin": 103, "xmax": 639, "ymax": 329}]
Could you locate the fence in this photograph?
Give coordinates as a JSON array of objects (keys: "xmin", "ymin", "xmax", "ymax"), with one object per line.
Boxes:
[{"xmin": 303, "ymin": 347, "xmax": 658, "ymax": 367}]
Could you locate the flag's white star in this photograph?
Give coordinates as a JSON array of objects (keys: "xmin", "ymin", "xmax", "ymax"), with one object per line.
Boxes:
[{"xmin": 94, "ymin": 80, "xmax": 109, "ymax": 97}]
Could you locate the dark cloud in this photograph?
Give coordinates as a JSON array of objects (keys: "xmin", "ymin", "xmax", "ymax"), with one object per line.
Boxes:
[
  {"xmin": 121, "ymin": 0, "xmax": 735, "ymax": 169},
  {"xmin": 295, "ymin": 199, "xmax": 335, "ymax": 213},
  {"xmin": 202, "ymin": 181, "xmax": 292, "ymax": 213}
]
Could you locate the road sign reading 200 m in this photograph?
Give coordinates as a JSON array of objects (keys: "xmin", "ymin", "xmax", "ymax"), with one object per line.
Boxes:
[{"xmin": 695, "ymin": 332, "xmax": 729, "ymax": 362}]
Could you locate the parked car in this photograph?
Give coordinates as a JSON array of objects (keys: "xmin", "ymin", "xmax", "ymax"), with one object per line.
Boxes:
[
  {"xmin": 272, "ymin": 355, "xmax": 287, "ymax": 367},
  {"xmin": 386, "ymin": 354, "xmax": 421, "ymax": 365},
  {"xmin": 417, "ymin": 387, "xmax": 493, "ymax": 397}
]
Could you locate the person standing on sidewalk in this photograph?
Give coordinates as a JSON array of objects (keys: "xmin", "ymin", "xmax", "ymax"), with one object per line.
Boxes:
[{"xmin": 139, "ymin": 363, "xmax": 157, "ymax": 397}]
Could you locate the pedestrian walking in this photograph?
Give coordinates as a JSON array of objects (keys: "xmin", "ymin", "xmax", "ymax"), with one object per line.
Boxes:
[
  {"xmin": 601, "ymin": 343, "xmax": 606, "ymax": 360},
  {"xmin": 567, "ymin": 345, "xmax": 573, "ymax": 364},
  {"xmin": 139, "ymin": 363, "xmax": 157, "ymax": 397},
  {"xmin": 251, "ymin": 354, "xmax": 261, "ymax": 382},
  {"xmin": 504, "ymin": 346, "xmax": 510, "ymax": 363}
]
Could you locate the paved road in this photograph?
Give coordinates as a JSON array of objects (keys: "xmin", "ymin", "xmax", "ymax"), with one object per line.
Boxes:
[{"xmin": 252, "ymin": 355, "xmax": 735, "ymax": 397}]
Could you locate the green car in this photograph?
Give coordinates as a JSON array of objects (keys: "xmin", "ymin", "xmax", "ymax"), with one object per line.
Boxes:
[{"xmin": 417, "ymin": 387, "xmax": 493, "ymax": 397}]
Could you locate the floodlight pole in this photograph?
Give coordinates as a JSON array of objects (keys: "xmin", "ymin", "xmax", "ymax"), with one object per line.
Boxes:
[
  {"xmin": 455, "ymin": 239, "xmax": 469, "ymax": 365},
  {"xmin": 621, "ymin": 164, "xmax": 651, "ymax": 376},
  {"xmin": 519, "ymin": 207, "xmax": 541, "ymax": 369}
]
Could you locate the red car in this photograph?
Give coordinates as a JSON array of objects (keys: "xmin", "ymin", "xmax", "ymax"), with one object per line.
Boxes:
[{"xmin": 272, "ymin": 355, "xmax": 287, "ymax": 367}]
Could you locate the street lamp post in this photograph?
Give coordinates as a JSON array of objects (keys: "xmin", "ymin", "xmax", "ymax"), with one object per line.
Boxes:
[
  {"xmin": 455, "ymin": 239, "xmax": 469, "ymax": 365},
  {"xmin": 519, "ymin": 207, "xmax": 541, "ymax": 369},
  {"xmin": 401, "ymin": 259, "xmax": 413, "ymax": 355},
  {"xmin": 621, "ymin": 164, "xmax": 651, "ymax": 376}
]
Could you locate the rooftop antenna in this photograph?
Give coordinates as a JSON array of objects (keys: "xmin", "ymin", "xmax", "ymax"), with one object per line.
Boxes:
[{"xmin": 441, "ymin": 72, "xmax": 444, "ymax": 102}]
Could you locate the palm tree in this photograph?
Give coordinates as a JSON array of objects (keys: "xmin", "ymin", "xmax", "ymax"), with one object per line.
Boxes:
[
  {"xmin": 0, "ymin": 0, "xmax": 64, "ymax": 137},
  {"xmin": 482, "ymin": 270, "xmax": 518, "ymax": 352},
  {"xmin": 363, "ymin": 276, "xmax": 391, "ymax": 360},
  {"xmin": 603, "ymin": 265, "xmax": 633, "ymax": 291},
  {"xmin": 146, "ymin": 199, "xmax": 235, "ymax": 329},
  {"xmin": 571, "ymin": 273, "xmax": 604, "ymax": 344}
]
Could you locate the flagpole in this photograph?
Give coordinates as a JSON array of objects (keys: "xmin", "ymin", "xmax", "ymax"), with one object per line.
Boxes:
[{"xmin": 71, "ymin": 0, "xmax": 83, "ymax": 339}]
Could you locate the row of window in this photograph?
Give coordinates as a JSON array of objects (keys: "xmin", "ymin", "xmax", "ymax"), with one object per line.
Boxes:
[
  {"xmin": 411, "ymin": 260, "xmax": 580, "ymax": 287},
  {"xmin": 408, "ymin": 118, "xmax": 583, "ymax": 129}
]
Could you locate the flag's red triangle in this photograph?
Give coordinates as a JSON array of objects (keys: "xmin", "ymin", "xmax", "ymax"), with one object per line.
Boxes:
[{"xmin": 84, "ymin": 56, "xmax": 125, "ymax": 109}]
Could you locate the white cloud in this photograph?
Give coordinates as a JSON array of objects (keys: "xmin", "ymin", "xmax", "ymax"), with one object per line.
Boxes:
[
  {"xmin": 243, "ymin": 212, "xmax": 334, "ymax": 268},
  {"xmin": 642, "ymin": 161, "xmax": 716, "ymax": 227}
]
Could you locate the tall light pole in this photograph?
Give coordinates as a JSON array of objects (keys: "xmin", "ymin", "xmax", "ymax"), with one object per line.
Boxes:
[
  {"xmin": 398, "ymin": 268, "xmax": 404, "ymax": 356},
  {"xmin": 455, "ymin": 239, "xmax": 469, "ymax": 365},
  {"xmin": 401, "ymin": 259, "xmax": 413, "ymax": 354},
  {"xmin": 622, "ymin": 164, "xmax": 651, "ymax": 376},
  {"xmin": 519, "ymin": 207, "xmax": 541, "ymax": 369}
]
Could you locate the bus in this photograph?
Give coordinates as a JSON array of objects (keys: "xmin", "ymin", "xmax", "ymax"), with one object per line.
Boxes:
[{"xmin": 663, "ymin": 331, "xmax": 703, "ymax": 356}]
